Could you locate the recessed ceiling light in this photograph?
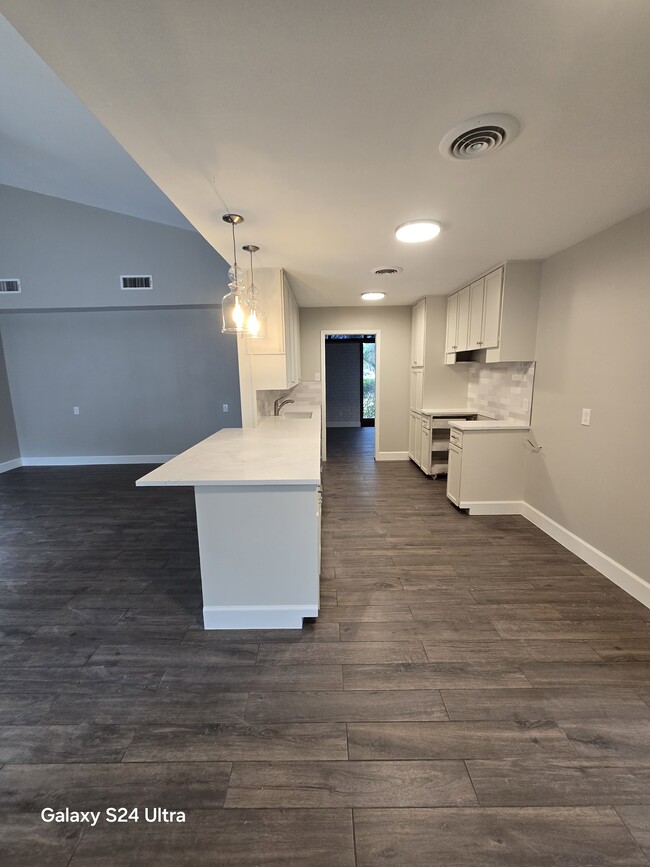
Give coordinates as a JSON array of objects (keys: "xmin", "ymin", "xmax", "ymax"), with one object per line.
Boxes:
[
  {"xmin": 361, "ymin": 292, "xmax": 385, "ymax": 301},
  {"xmin": 395, "ymin": 220, "xmax": 441, "ymax": 243}
]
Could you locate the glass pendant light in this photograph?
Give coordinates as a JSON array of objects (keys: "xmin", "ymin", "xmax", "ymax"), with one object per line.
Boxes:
[
  {"xmin": 221, "ymin": 213, "xmax": 249, "ymax": 334},
  {"xmin": 242, "ymin": 244, "xmax": 265, "ymax": 338}
]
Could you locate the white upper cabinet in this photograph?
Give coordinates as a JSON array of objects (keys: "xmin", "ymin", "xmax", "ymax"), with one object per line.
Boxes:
[
  {"xmin": 467, "ymin": 268, "xmax": 503, "ymax": 350},
  {"xmin": 445, "ymin": 291, "xmax": 459, "ymax": 354},
  {"xmin": 247, "ymin": 269, "xmax": 301, "ymax": 390},
  {"xmin": 446, "ymin": 286, "xmax": 470, "ymax": 354},
  {"xmin": 445, "ymin": 261, "xmax": 541, "ymax": 363},
  {"xmin": 411, "ymin": 298, "xmax": 426, "ymax": 367}
]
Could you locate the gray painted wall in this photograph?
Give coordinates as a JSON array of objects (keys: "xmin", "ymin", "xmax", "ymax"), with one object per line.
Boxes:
[
  {"xmin": 0, "ymin": 331, "xmax": 20, "ymax": 463},
  {"xmin": 300, "ymin": 306, "xmax": 411, "ymax": 454},
  {"xmin": 525, "ymin": 206, "xmax": 650, "ymax": 580},
  {"xmin": 0, "ymin": 185, "xmax": 241, "ymax": 459},
  {"xmin": 0, "ymin": 183, "xmax": 229, "ymax": 309},
  {"xmin": 0, "ymin": 308, "xmax": 241, "ymax": 458}
]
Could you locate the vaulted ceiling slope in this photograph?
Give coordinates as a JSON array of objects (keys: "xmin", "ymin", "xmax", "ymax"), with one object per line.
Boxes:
[
  {"xmin": 0, "ymin": 13, "xmax": 192, "ymax": 230},
  {"xmin": 2, "ymin": 0, "xmax": 650, "ymax": 305}
]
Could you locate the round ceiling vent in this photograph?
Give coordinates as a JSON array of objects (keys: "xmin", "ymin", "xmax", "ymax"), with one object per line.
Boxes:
[
  {"xmin": 372, "ymin": 266, "xmax": 403, "ymax": 276},
  {"xmin": 439, "ymin": 113, "xmax": 520, "ymax": 160}
]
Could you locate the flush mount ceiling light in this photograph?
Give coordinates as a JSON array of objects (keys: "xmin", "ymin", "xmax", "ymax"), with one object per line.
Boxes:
[
  {"xmin": 395, "ymin": 220, "xmax": 441, "ymax": 243},
  {"xmin": 361, "ymin": 292, "xmax": 385, "ymax": 301},
  {"xmin": 439, "ymin": 113, "xmax": 520, "ymax": 160},
  {"xmin": 221, "ymin": 213, "xmax": 249, "ymax": 334}
]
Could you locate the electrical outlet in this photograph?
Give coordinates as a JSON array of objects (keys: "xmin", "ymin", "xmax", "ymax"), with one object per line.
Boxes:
[
  {"xmin": 581, "ymin": 408, "xmax": 591, "ymax": 426},
  {"xmin": 523, "ymin": 398, "xmax": 530, "ymax": 413},
  {"xmin": 314, "ymin": 372, "xmax": 321, "ymax": 382},
  {"xmin": 222, "ymin": 404, "xmax": 228, "ymax": 412},
  {"xmin": 73, "ymin": 406, "xmax": 80, "ymax": 415}
]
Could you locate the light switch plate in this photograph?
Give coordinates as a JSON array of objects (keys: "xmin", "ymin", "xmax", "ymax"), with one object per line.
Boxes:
[
  {"xmin": 581, "ymin": 408, "xmax": 591, "ymax": 426},
  {"xmin": 314, "ymin": 372, "xmax": 321, "ymax": 382},
  {"xmin": 223, "ymin": 404, "xmax": 229, "ymax": 412},
  {"xmin": 73, "ymin": 406, "xmax": 80, "ymax": 415}
]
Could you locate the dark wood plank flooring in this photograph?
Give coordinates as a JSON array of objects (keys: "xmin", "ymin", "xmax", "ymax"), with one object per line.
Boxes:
[{"xmin": 0, "ymin": 427, "xmax": 649, "ymax": 865}]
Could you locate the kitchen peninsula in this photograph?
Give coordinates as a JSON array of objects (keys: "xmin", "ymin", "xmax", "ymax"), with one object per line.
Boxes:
[{"xmin": 136, "ymin": 409, "xmax": 322, "ymax": 629}]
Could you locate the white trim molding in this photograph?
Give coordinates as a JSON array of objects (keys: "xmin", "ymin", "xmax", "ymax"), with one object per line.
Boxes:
[
  {"xmin": 465, "ymin": 500, "xmax": 525, "ymax": 516},
  {"xmin": 20, "ymin": 455, "xmax": 174, "ymax": 466},
  {"xmin": 520, "ymin": 502, "xmax": 650, "ymax": 610},
  {"xmin": 203, "ymin": 604, "xmax": 319, "ymax": 629},
  {"xmin": 0, "ymin": 458, "xmax": 21, "ymax": 474},
  {"xmin": 376, "ymin": 451, "xmax": 409, "ymax": 461}
]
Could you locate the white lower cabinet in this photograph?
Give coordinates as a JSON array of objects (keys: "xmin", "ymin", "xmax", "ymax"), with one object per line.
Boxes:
[
  {"xmin": 447, "ymin": 442, "xmax": 462, "ymax": 505},
  {"xmin": 446, "ymin": 428, "xmax": 527, "ymax": 513},
  {"xmin": 408, "ymin": 411, "xmax": 421, "ymax": 465}
]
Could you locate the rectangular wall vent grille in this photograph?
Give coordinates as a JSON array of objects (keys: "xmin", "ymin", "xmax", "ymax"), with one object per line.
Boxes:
[
  {"xmin": 0, "ymin": 279, "xmax": 21, "ymax": 294},
  {"xmin": 121, "ymin": 275, "xmax": 153, "ymax": 290}
]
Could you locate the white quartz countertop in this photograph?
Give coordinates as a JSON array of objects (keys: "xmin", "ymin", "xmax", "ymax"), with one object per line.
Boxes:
[
  {"xmin": 136, "ymin": 407, "xmax": 322, "ymax": 487},
  {"xmin": 420, "ymin": 407, "xmax": 481, "ymax": 416},
  {"xmin": 449, "ymin": 419, "xmax": 530, "ymax": 431}
]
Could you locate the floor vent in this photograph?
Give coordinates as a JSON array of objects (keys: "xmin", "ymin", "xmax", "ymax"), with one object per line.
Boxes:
[
  {"xmin": 121, "ymin": 275, "xmax": 153, "ymax": 290},
  {"xmin": 0, "ymin": 278, "xmax": 21, "ymax": 294}
]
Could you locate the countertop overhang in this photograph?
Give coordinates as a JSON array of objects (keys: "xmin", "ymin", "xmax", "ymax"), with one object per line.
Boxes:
[
  {"xmin": 448, "ymin": 419, "xmax": 530, "ymax": 431},
  {"xmin": 136, "ymin": 407, "xmax": 322, "ymax": 487}
]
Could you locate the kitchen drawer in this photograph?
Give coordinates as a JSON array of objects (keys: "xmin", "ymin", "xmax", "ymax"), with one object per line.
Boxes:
[{"xmin": 449, "ymin": 428, "xmax": 463, "ymax": 448}]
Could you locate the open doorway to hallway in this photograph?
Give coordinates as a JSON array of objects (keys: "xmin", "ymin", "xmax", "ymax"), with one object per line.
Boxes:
[{"xmin": 323, "ymin": 333, "xmax": 377, "ymax": 458}]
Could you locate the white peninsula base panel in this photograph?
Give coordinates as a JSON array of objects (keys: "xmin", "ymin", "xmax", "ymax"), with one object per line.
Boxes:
[
  {"xmin": 136, "ymin": 408, "xmax": 322, "ymax": 630},
  {"xmin": 196, "ymin": 484, "xmax": 319, "ymax": 628}
]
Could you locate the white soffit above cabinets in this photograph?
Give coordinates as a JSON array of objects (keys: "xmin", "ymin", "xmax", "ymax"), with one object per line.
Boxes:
[
  {"xmin": 0, "ymin": 13, "xmax": 193, "ymax": 230},
  {"xmin": 2, "ymin": 1, "xmax": 650, "ymax": 305}
]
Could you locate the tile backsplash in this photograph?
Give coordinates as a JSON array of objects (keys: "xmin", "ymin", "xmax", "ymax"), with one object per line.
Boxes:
[
  {"xmin": 467, "ymin": 362, "xmax": 535, "ymax": 423},
  {"xmin": 257, "ymin": 380, "xmax": 323, "ymax": 418}
]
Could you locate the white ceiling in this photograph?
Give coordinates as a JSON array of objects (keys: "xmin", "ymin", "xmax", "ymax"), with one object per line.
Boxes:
[
  {"xmin": 0, "ymin": 13, "xmax": 192, "ymax": 230},
  {"xmin": 2, "ymin": 0, "xmax": 650, "ymax": 306}
]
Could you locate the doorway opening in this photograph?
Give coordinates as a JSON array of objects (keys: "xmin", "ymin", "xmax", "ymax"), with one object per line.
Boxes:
[{"xmin": 321, "ymin": 332, "xmax": 379, "ymax": 460}]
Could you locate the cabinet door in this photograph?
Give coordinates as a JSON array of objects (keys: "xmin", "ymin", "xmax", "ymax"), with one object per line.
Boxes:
[
  {"xmin": 456, "ymin": 286, "xmax": 470, "ymax": 352},
  {"xmin": 482, "ymin": 267, "xmax": 503, "ymax": 349},
  {"xmin": 445, "ymin": 292, "xmax": 459, "ymax": 353},
  {"xmin": 447, "ymin": 444, "xmax": 462, "ymax": 505},
  {"xmin": 284, "ymin": 285, "xmax": 295, "ymax": 385},
  {"xmin": 468, "ymin": 278, "xmax": 485, "ymax": 349},
  {"xmin": 292, "ymin": 296, "xmax": 301, "ymax": 383},
  {"xmin": 420, "ymin": 422, "xmax": 432, "ymax": 474},
  {"xmin": 408, "ymin": 412, "xmax": 419, "ymax": 462},
  {"xmin": 410, "ymin": 368, "xmax": 423, "ymax": 411},
  {"xmin": 411, "ymin": 299, "xmax": 426, "ymax": 367}
]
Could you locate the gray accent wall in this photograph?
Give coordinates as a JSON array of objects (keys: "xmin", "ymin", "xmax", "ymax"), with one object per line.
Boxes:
[
  {"xmin": 0, "ymin": 308, "xmax": 240, "ymax": 458},
  {"xmin": 325, "ymin": 341, "xmax": 362, "ymax": 427},
  {"xmin": 0, "ymin": 331, "xmax": 19, "ymax": 463},
  {"xmin": 0, "ymin": 184, "xmax": 229, "ymax": 309},
  {"xmin": 525, "ymin": 206, "xmax": 650, "ymax": 580},
  {"xmin": 0, "ymin": 184, "xmax": 241, "ymax": 460}
]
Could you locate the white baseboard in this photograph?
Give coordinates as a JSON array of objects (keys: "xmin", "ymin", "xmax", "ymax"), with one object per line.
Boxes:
[
  {"xmin": 466, "ymin": 500, "xmax": 525, "ymax": 516},
  {"xmin": 20, "ymin": 455, "xmax": 174, "ymax": 467},
  {"xmin": 0, "ymin": 458, "xmax": 22, "ymax": 474},
  {"xmin": 376, "ymin": 451, "xmax": 409, "ymax": 461},
  {"xmin": 203, "ymin": 604, "xmax": 319, "ymax": 629},
  {"xmin": 520, "ymin": 502, "xmax": 650, "ymax": 610}
]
